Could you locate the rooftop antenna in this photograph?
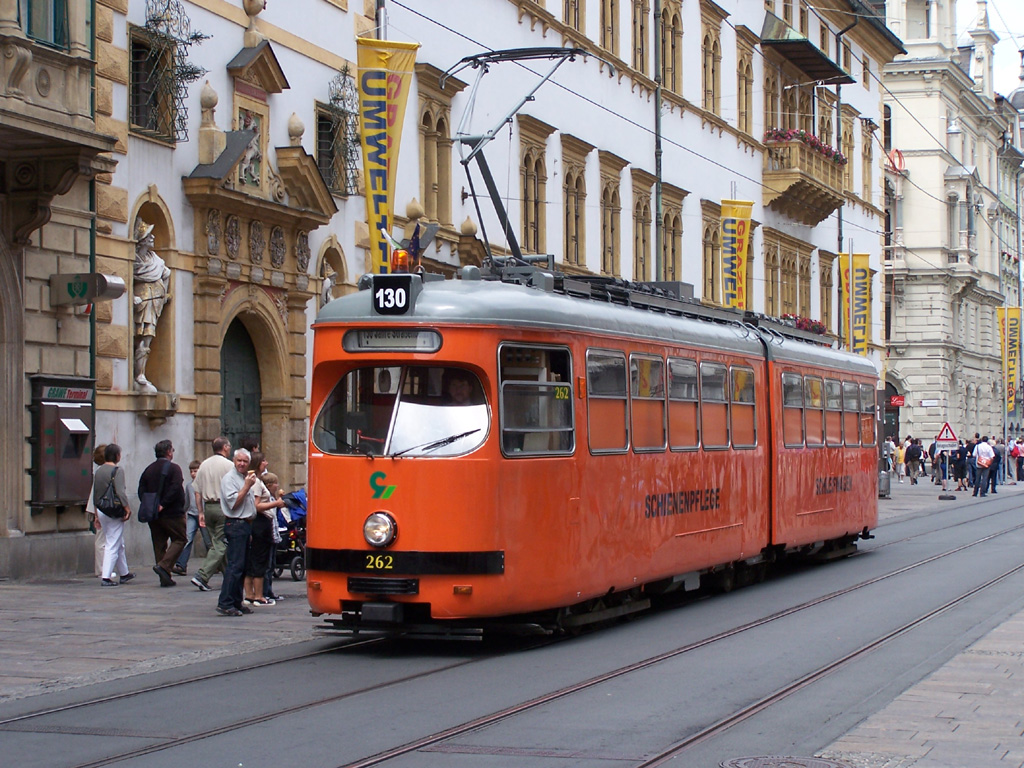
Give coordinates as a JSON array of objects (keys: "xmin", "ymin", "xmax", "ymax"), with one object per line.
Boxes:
[{"xmin": 441, "ymin": 48, "xmax": 586, "ymax": 265}]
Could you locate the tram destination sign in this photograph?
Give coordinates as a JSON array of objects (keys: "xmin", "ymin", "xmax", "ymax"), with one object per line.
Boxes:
[{"xmin": 343, "ymin": 328, "xmax": 441, "ymax": 353}]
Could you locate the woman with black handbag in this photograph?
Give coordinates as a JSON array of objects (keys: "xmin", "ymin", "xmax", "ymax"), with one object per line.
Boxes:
[{"xmin": 93, "ymin": 444, "xmax": 135, "ymax": 586}]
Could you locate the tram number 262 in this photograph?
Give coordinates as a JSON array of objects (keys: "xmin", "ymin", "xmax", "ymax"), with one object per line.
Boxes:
[{"xmin": 372, "ymin": 275, "xmax": 413, "ymax": 315}]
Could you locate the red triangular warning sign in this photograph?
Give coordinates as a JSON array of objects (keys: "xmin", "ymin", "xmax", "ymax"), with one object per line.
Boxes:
[{"xmin": 936, "ymin": 423, "xmax": 958, "ymax": 442}]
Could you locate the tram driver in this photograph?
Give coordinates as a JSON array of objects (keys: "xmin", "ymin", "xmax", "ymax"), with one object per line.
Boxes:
[{"xmin": 443, "ymin": 369, "xmax": 483, "ymax": 406}]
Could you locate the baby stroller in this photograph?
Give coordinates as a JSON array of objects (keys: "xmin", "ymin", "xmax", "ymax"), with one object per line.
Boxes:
[{"xmin": 275, "ymin": 488, "xmax": 307, "ymax": 581}]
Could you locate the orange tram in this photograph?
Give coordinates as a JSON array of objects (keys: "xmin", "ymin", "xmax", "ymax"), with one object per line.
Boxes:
[{"xmin": 306, "ymin": 266, "xmax": 879, "ymax": 638}]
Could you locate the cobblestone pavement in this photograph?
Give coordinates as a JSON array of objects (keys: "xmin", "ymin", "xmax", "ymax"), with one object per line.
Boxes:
[
  {"xmin": 821, "ymin": 474, "xmax": 1024, "ymax": 768},
  {"xmin": 1, "ymin": 476, "xmax": 1023, "ymax": 768}
]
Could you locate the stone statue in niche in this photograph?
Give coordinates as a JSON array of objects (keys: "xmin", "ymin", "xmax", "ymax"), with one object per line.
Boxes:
[
  {"xmin": 238, "ymin": 109, "xmax": 262, "ymax": 188},
  {"xmin": 133, "ymin": 220, "xmax": 172, "ymax": 394}
]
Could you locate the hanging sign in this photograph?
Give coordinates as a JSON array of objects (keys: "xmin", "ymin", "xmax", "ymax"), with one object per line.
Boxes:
[
  {"xmin": 720, "ymin": 200, "xmax": 753, "ymax": 310},
  {"xmin": 356, "ymin": 37, "xmax": 420, "ymax": 275},
  {"xmin": 839, "ymin": 253, "xmax": 870, "ymax": 356}
]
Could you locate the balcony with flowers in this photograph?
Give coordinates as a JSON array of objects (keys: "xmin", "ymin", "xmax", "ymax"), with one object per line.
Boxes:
[
  {"xmin": 762, "ymin": 128, "xmax": 847, "ymax": 225},
  {"xmin": 780, "ymin": 313, "xmax": 828, "ymax": 335}
]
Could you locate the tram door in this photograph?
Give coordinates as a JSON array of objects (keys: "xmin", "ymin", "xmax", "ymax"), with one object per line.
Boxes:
[{"xmin": 221, "ymin": 318, "xmax": 262, "ymax": 452}]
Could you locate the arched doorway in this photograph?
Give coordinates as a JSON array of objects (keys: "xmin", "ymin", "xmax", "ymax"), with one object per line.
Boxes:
[
  {"xmin": 220, "ymin": 318, "xmax": 262, "ymax": 452},
  {"xmin": 884, "ymin": 382, "xmax": 901, "ymax": 440}
]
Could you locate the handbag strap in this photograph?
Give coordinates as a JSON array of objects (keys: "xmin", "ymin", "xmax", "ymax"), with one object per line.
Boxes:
[
  {"xmin": 103, "ymin": 466, "xmax": 119, "ymax": 499},
  {"xmin": 154, "ymin": 459, "xmax": 172, "ymax": 500}
]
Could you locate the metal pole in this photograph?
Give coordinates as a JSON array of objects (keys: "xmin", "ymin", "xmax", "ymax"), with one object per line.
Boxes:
[
  {"xmin": 653, "ymin": 0, "xmax": 663, "ymax": 282},
  {"xmin": 376, "ymin": 0, "xmax": 385, "ymax": 39},
  {"xmin": 848, "ymin": 239, "xmax": 854, "ymax": 352}
]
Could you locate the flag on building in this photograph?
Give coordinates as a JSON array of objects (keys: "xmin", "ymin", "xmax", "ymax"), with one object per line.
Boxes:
[
  {"xmin": 720, "ymin": 200, "xmax": 753, "ymax": 310},
  {"xmin": 839, "ymin": 253, "xmax": 870, "ymax": 356},
  {"xmin": 356, "ymin": 38, "xmax": 419, "ymax": 274},
  {"xmin": 999, "ymin": 307, "xmax": 1021, "ymax": 414}
]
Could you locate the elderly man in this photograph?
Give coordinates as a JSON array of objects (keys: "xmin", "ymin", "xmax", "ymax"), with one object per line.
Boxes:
[{"xmin": 216, "ymin": 448, "xmax": 259, "ymax": 617}]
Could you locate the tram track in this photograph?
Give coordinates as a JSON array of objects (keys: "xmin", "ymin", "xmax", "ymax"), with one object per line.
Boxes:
[
  {"xmin": 8, "ymin": 514, "xmax": 1024, "ymax": 768},
  {"xmin": 334, "ymin": 519, "xmax": 1024, "ymax": 768}
]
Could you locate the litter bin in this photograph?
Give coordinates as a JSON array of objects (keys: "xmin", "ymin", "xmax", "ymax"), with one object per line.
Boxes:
[{"xmin": 878, "ymin": 459, "xmax": 891, "ymax": 499}]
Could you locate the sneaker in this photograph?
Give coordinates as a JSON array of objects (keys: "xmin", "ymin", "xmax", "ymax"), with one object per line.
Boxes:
[
  {"xmin": 266, "ymin": 594, "xmax": 284, "ymax": 601},
  {"xmin": 253, "ymin": 598, "xmax": 275, "ymax": 606},
  {"xmin": 101, "ymin": 578, "xmax": 118, "ymax": 587},
  {"xmin": 120, "ymin": 572, "xmax": 136, "ymax": 583},
  {"xmin": 216, "ymin": 606, "xmax": 243, "ymax": 617},
  {"xmin": 237, "ymin": 605, "xmax": 254, "ymax": 615},
  {"xmin": 191, "ymin": 575, "xmax": 212, "ymax": 592},
  {"xmin": 171, "ymin": 565, "xmax": 187, "ymax": 576}
]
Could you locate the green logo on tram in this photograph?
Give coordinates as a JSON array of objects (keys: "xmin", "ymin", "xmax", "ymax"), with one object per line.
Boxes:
[{"xmin": 369, "ymin": 471, "xmax": 396, "ymax": 499}]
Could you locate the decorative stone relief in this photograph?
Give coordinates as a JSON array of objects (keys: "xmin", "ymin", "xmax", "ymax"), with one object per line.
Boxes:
[
  {"xmin": 206, "ymin": 209, "xmax": 221, "ymax": 254},
  {"xmin": 208, "ymin": 257, "xmax": 223, "ymax": 275},
  {"xmin": 296, "ymin": 232, "xmax": 311, "ymax": 273},
  {"xmin": 226, "ymin": 261, "xmax": 242, "ymax": 280},
  {"xmin": 271, "ymin": 271, "xmax": 285, "ymax": 288},
  {"xmin": 251, "ymin": 266, "xmax": 264, "ymax": 284},
  {"xmin": 225, "ymin": 215, "xmax": 240, "ymax": 259},
  {"xmin": 249, "ymin": 220, "xmax": 265, "ymax": 264},
  {"xmin": 296, "ymin": 275, "xmax": 309, "ymax": 292},
  {"xmin": 268, "ymin": 164, "xmax": 286, "ymax": 203},
  {"xmin": 5, "ymin": 42, "xmax": 32, "ymax": 97},
  {"xmin": 269, "ymin": 226, "xmax": 285, "ymax": 267},
  {"xmin": 35, "ymin": 68, "xmax": 50, "ymax": 98}
]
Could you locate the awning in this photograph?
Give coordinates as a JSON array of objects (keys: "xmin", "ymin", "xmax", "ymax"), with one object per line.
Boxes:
[{"xmin": 761, "ymin": 12, "xmax": 854, "ymax": 85}]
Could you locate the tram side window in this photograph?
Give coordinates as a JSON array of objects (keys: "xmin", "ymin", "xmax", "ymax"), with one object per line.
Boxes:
[
  {"xmin": 805, "ymin": 376, "xmax": 825, "ymax": 447},
  {"xmin": 630, "ymin": 355, "xmax": 666, "ymax": 452},
  {"xmin": 843, "ymin": 381, "xmax": 860, "ymax": 446},
  {"xmin": 781, "ymin": 372, "xmax": 804, "ymax": 447},
  {"xmin": 860, "ymin": 383, "xmax": 876, "ymax": 445},
  {"xmin": 499, "ymin": 345, "xmax": 574, "ymax": 456},
  {"xmin": 701, "ymin": 362, "xmax": 729, "ymax": 449},
  {"xmin": 824, "ymin": 378, "xmax": 843, "ymax": 445},
  {"xmin": 730, "ymin": 366, "xmax": 756, "ymax": 448},
  {"xmin": 587, "ymin": 350, "xmax": 629, "ymax": 453},
  {"xmin": 668, "ymin": 357, "xmax": 699, "ymax": 450}
]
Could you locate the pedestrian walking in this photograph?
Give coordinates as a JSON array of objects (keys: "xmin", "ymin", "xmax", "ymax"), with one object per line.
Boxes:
[
  {"xmin": 85, "ymin": 443, "xmax": 107, "ymax": 576},
  {"xmin": 191, "ymin": 437, "xmax": 234, "ymax": 591},
  {"xmin": 895, "ymin": 443, "xmax": 906, "ymax": 482},
  {"xmin": 173, "ymin": 460, "xmax": 209, "ymax": 575},
  {"xmin": 973, "ymin": 436, "xmax": 995, "ymax": 497},
  {"xmin": 905, "ymin": 439, "xmax": 923, "ymax": 484},
  {"xmin": 138, "ymin": 439, "xmax": 187, "ymax": 587},
  {"xmin": 92, "ymin": 444, "xmax": 135, "ymax": 586}
]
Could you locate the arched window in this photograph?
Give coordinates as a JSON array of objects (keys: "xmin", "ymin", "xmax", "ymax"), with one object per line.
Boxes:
[{"xmin": 660, "ymin": 5, "xmax": 682, "ymax": 93}]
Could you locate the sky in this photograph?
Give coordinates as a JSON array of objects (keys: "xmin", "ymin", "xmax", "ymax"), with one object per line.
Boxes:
[{"xmin": 956, "ymin": 0, "xmax": 1023, "ymax": 97}]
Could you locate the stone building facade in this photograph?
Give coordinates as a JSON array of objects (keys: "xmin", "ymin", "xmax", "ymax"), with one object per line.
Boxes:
[{"xmin": 882, "ymin": 0, "xmax": 1022, "ymax": 441}]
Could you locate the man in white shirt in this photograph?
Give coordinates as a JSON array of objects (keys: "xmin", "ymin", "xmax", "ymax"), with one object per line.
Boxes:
[
  {"xmin": 216, "ymin": 448, "xmax": 258, "ymax": 616},
  {"xmin": 972, "ymin": 437, "xmax": 995, "ymax": 498},
  {"xmin": 190, "ymin": 437, "xmax": 234, "ymax": 591}
]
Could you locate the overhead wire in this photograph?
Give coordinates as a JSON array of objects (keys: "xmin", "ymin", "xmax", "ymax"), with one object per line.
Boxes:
[{"xmin": 388, "ymin": 0, "xmax": 870, "ymax": 232}]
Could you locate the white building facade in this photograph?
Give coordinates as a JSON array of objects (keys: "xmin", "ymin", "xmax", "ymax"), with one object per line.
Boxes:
[{"xmin": 882, "ymin": 0, "xmax": 1023, "ymax": 443}]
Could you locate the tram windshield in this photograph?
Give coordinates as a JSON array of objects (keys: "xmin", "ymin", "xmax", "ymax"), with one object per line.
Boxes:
[{"xmin": 312, "ymin": 366, "xmax": 488, "ymax": 457}]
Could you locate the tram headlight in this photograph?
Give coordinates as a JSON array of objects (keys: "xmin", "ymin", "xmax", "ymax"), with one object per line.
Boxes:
[{"xmin": 363, "ymin": 511, "xmax": 397, "ymax": 548}]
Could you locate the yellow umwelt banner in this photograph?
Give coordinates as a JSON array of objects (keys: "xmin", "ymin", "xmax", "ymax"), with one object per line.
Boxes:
[
  {"xmin": 999, "ymin": 307, "xmax": 1020, "ymax": 414},
  {"xmin": 357, "ymin": 38, "xmax": 419, "ymax": 274},
  {"xmin": 720, "ymin": 200, "xmax": 753, "ymax": 309},
  {"xmin": 839, "ymin": 253, "xmax": 870, "ymax": 356}
]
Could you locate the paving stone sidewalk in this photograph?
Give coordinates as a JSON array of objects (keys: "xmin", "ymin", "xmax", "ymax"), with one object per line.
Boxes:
[{"xmin": 1, "ymin": 476, "xmax": 1023, "ymax": 768}]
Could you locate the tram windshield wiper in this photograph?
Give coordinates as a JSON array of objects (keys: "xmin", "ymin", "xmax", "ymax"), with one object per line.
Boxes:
[{"xmin": 392, "ymin": 429, "xmax": 481, "ymax": 457}]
